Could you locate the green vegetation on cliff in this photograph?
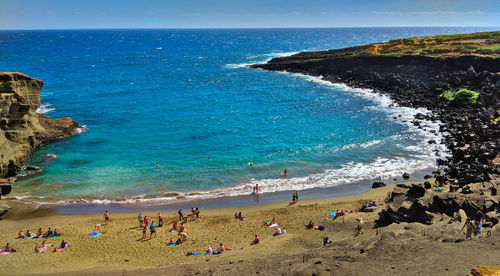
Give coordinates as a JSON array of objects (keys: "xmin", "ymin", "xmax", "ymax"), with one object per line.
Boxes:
[{"xmin": 440, "ymin": 88, "xmax": 480, "ymax": 105}]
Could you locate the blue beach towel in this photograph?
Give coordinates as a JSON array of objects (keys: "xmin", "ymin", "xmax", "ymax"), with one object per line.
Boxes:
[
  {"xmin": 330, "ymin": 211, "xmax": 336, "ymax": 216},
  {"xmin": 168, "ymin": 243, "xmax": 177, "ymax": 247},
  {"xmin": 88, "ymin": 232, "xmax": 102, "ymax": 237}
]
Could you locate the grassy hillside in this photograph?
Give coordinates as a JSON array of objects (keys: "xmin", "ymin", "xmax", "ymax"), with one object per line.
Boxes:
[
  {"xmin": 367, "ymin": 31, "xmax": 500, "ymax": 57},
  {"xmin": 265, "ymin": 31, "xmax": 500, "ymax": 64}
]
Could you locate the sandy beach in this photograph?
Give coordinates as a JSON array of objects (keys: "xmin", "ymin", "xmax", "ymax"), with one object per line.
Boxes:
[
  {"xmin": 1, "ymin": 182, "xmax": 499, "ymax": 276},
  {"xmin": 0, "ymin": 185, "xmax": 394, "ymax": 275}
]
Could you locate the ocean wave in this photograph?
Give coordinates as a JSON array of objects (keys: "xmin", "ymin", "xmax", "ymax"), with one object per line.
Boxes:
[
  {"xmin": 36, "ymin": 103, "xmax": 55, "ymax": 114},
  {"xmin": 226, "ymin": 51, "xmax": 300, "ymax": 69}
]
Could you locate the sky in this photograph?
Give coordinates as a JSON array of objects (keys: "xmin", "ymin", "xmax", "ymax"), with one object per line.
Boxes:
[{"xmin": 0, "ymin": 0, "xmax": 499, "ymax": 30}]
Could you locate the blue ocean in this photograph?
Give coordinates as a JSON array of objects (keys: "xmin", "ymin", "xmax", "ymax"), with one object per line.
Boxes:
[{"xmin": 0, "ymin": 27, "xmax": 493, "ymax": 203}]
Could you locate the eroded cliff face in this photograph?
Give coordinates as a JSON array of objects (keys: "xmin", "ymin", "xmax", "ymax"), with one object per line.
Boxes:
[{"xmin": 0, "ymin": 72, "xmax": 80, "ymax": 179}]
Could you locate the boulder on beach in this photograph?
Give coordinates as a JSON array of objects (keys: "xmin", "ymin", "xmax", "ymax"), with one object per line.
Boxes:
[{"xmin": 372, "ymin": 182, "xmax": 386, "ymax": 189}]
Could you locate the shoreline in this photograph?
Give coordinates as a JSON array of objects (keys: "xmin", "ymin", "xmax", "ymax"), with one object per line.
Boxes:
[
  {"xmin": 8, "ymin": 62, "xmax": 448, "ymax": 212},
  {"xmin": 0, "ymin": 184, "xmax": 397, "ymax": 275}
]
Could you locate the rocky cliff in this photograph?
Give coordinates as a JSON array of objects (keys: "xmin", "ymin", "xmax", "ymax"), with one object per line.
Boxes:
[
  {"xmin": 0, "ymin": 72, "xmax": 80, "ymax": 181},
  {"xmin": 253, "ymin": 48, "xmax": 500, "ymax": 187}
]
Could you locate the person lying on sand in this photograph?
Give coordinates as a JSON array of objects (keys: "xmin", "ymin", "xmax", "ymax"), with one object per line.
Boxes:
[
  {"xmin": 315, "ymin": 225, "xmax": 326, "ymax": 231},
  {"xmin": 17, "ymin": 230, "xmax": 25, "ymax": 238},
  {"xmin": 172, "ymin": 221, "xmax": 178, "ymax": 231},
  {"xmin": 26, "ymin": 230, "xmax": 33, "ymax": 238},
  {"xmin": 265, "ymin": 217, "xmax": 277, "ymax": 226},
  {"xmin": 206, "ymin": 246, "xmax": 213, "ymax": 255},
  {"xmin": 41, "ymin": 240, "xmax": 53, "ymax": 250},
  {"xmin": 169, "ymin": 237, "xmax": 175, "ymax": 245},
  {"xmin": 306, "ymin": 221, "xmax": 314, "ymax": 229},
  {"xmin": 237, "ymin": 212, "xmax": 244, "ymax": 221},
  {"xmin": 4, "ymin": 243, "xmax": 16, "ymax": 253},
  {"xmin": 179, "ymin": 225, "xmax": 185, "ymax": 232},
  {"xmin": 273, "ymin": 227, "xmax": 282, "ymax": 236},
  {"xmin": 250, "ymin": 234, "xmax": 260, "ymax": 245},
  {"xmin": 217, "ymin": 243, "xmax": 230, "ymax": 252},
  {"xmin": 34, "ymin": 245, "xmax": 45, "ymax": 254}
]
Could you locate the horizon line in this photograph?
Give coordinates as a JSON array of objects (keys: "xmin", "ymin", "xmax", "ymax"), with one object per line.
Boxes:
[{"xmin": 1, "ymin": 26, "xmax": 499, "ymax": 31}]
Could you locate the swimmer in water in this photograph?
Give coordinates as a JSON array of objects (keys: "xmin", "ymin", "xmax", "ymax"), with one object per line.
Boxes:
[
  {"xmin": 283, "ymin": 169, "xmax": 288, "ymax": 178},
  {"xmin": 249, "ymin": 161, "xmax": 253, "ymax": 167},
  {"xmin": 156, "ymin": 163, "xmax": 159, "ymax": 168}
]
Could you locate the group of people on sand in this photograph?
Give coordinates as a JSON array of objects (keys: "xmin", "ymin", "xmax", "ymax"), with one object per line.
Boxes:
[
  {"xmin": 205, "ymin": 243, "xmax": 231, "ymax": 255},
  {"xmin": 18, "ymin": 227, "xmax": 61, "ymax": 239},
  {"xmin": 332, "ymin": 209, "xmax": 352, "ymax": 219},
  {"xmin": 234, "ymin": 211, "xmax": 244, "ymax": 221},
  {"xmin": 4, "ymin": 238, "xmax": 70, "ymax": 255},
  {"xmin": 359, "ymin": 200, "xmax": 377, "ymax": 211},
  {"xmin": 305, "ymin": 221, "xmax": 326, "ymax": 231},
  {"xmin": 292, "ymin": 191, "xmax": 299, "ymax": 202}
]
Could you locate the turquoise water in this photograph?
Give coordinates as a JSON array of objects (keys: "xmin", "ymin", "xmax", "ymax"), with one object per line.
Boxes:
[{"xmin": 0, "ymin": 27, "xmax": 491, "ymax": 202}]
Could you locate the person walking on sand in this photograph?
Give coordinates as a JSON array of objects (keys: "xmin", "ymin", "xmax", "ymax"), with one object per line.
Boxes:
[
  {"xmin": 104, "ymin": 210, "xmax": 110, "ymax": 225},
  {"xmin": 149, "ymin": 221, "xmax": 157, "ymax": 239},
  {"xmin": 138, "ymin": 213, "xmax": 144, "ymax": 228},
  {"xmin": 158, "ymin": 212, "xmax": 163, "ymax": 227},
  {"xmin": 178, "ymin": 209, "xmax": 183, "ymax": 220},
  {"xmin": 141, "ymin": 225, "xmax": 148, "ymax": 239},
  {"xmin": 355, "ymin": 216, "xmax": 364, "ymax": 235},
  {"xmin": 461, "ymin": 218, "xmax": 475, "ymax": 240},
  {"xmin": 283, "ymin": 169, "xmax": 288, "ymax": 178}
]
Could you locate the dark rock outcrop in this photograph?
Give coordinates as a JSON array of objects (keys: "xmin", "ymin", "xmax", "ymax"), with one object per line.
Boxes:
[
  {"xmin": 378, "ymin": 182, "xmax": 500, "ymax": 226},
  {"xmin": 0, "ymin": 72, "xmax": 80, "ymax": 189},
  {"xmin": 372, "ymin": 182, "xmax": 386, "ymax": 189}
]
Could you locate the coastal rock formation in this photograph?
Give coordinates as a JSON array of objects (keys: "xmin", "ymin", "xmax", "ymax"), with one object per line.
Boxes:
[
  {"xmin": 0, "ymin": 72, "xmax": 80, "ymax": 185},
  {"xmin": 252, "ymin": 34, "xmax": 500, "ymax": 188},
  {"xmin": 378, "ymin": 181, "xmax": 500, "ymax": 227}
]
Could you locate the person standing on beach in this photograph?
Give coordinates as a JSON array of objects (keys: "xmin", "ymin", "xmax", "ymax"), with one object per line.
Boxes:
[
  {"xmin": 283, "ymin": 169, "xmax": 288, "ymax": 178},
  {"xmin": 355, "ymin": 216, "xmax": 364, "ymax": 235},
  {"xmin": 295, "ymin": 191, "xmax": 299, "ymax": 201},
  {"xmin": 178, "ymin": 209, "xmax": 183, "ymax": 220},
  {"xmin": 195, "ymin": 207, "xmax": 200, "ymax": 218},
  {"xmin": 158, "ymin": 212, "xmax": 163, "ymax": 227},
  {"xmin": 461, "ymin": 218, "xmax": 475, "ymax": 240},
  {"xmin": 292, "ymin": 192, "xmax": 296, "ymax": 202},
  {"xmin": 149, "ymin": 221, "xmax": 157, "ymax": 239},
  {"xmin": 104, "ymin": 210, "xmax": 110, "ymax": 225},
  {"xmin": 255, "ymin": 184, "xmax": 259, "ymax": 194},
  {"xmin": 138, "ymin": 213, "xmax": 143, "ymax": 228}
]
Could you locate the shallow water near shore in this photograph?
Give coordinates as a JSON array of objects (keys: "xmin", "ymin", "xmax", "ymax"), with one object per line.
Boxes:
[{"xmin": 0, "ymin": 27, "xmax": 493, "ymax": 204}]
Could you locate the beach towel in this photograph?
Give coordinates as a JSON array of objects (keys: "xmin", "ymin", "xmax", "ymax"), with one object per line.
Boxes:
[
  {"xmin": 45, "ymin": 234, "xmax": 62, "ymax": 238},
  {"xmin": 186, "ymin": 252, "xmax": 201, "ymax": 256},
  {"xmin": 330, "ymin": 212, "xmax": 336, "ymax": 217},
  {"xmin": 0, "ymin": 251, "xmax": 11, "ymax": 255},
  {"xmin": 268, "ymin": 223, "xmax": 278, "ymax": 227},
  {"xmin": 32, "ymin": 251, "xmax": 45, "ymax": 255},
  {"xmin": 169, "ymin": 228, "xmax": 178, "ymax": 232},
  {"xmin": 88, "ymin": 232, "xmax": 102, "ymax": 238},
  {"xmin": 168, "ymin": 243, "xmax": 177, "ymax": 247}
]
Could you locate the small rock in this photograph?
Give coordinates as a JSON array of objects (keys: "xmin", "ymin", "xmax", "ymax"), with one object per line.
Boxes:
[{"xmin": 402, "ymin": 173, "xmax": 410, "ymax": 179}]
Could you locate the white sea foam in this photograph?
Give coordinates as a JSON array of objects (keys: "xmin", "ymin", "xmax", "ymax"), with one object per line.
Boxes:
[
  {"xmin": 36, "ymin": 103, "xmax": 55, "ymax": 114},
  {"xmin": 226, "ymin": 51, "xmax": 300, "ymax": 69}
]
